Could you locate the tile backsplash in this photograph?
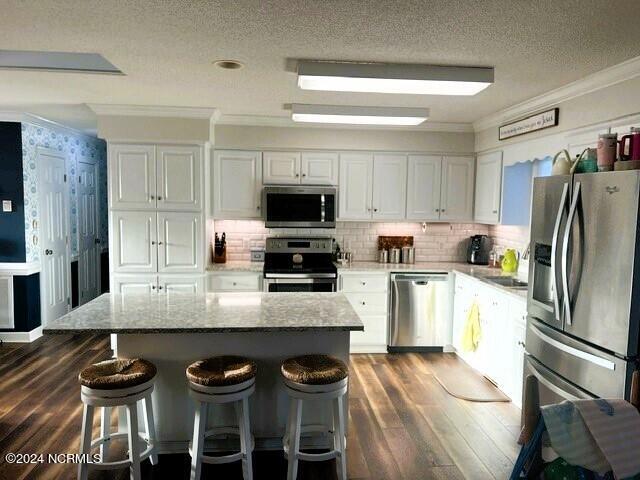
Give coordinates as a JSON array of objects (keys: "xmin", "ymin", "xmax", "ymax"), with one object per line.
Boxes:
[
  {"xmin": 488, "ymin": 224, "xmax": 530, "ymax": 254},
  {"xmin": 212, "ymin": 220, "xmax": 490, "ymax": 263}
]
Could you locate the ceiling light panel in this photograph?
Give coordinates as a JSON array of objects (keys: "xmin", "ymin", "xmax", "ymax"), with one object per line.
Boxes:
[
  {"xmin": 297, "ymin": 61, "xmax": 493, "ymax": 95},
  {"xmin": 290, "ymin": 104, "xmax": 430, "ymax": 126},
  {"xmin": 0, "ymin": 50, "xmax": 122, "ymax": 74}
]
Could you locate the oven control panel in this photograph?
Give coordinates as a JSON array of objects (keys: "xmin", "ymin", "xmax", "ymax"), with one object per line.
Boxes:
[{"xmin": 265, "ymin": 237, "xmax": 332, "ymax": 254}]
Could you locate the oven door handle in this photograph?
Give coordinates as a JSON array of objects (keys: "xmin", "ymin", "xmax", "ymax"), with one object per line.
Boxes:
[
  {"xmin": 320, "ymin": 194, "xmax": 326, "ymax": 223},
  {"xmin": 264, "ymin": 273, "xmax": 337, "ymax": 279}
]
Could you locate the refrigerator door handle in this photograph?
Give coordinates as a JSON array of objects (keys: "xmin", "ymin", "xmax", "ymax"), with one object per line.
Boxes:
[
  {"xmin": 551, "ymin": 182, "xmax": 569, "ymax": 322},
  {"xmin": 562, "ymin": 181, "xmax": 580, "ymax": 326}
]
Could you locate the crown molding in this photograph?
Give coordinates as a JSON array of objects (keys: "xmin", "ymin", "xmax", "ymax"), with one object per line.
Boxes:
[
  {"xmin": 216, "ymin": 114, "xmax": 473, "ymax": 133},
  {"xmin": 0, "ymin": 110, "xmax": 97, "ymax": 138},
  {"xmin": 88, "ymin": 104, "xmax": 220, "ymax": 120},
  {"xmin": 473, "ymin": 55, "xmax": 640, "ymax": 132}
]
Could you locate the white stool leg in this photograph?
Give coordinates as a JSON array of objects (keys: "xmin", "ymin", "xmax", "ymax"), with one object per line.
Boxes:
[
  {"xmin": 78, "ymin": 403, "xmax": 95, "ymax": 480},
  {"xmin": 333, "ymin": 395, "xmax": 347, "ymax": 480},
  {"xmin": 286, "ymin": 398, "xmax": 303, "ymax": 480},
  {"xmin": 142, "ymin": 394, "xmax": 158, "ymax": 465},
  {"xmin": 100, "ymin": 406, "xmax": 111, "ymax": 461},
  {"xmin": 126, "ymin": 403, "xmax": 142, "ymax": 480},
  {"xmin": 190, "ymin": 401, "xmax": 207, "ymax": 480},
  {"xmin": 234, "ymin": 397, "xmax": 253, "ymax": 480}
]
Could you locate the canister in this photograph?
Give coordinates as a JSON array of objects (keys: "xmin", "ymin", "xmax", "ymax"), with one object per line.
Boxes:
[
  {"xmin": 401, "ymin": 246, "xmax": 415, "ymax": 264},
  {"xmin": 389, "ymin": 248, "xmax": 401, "ymax": 264},
  {"xmin": 378, "ymin": 249, "xmax": 389, "ymax": 263},
  {"xmin": 597, "ymin": 133, "xmax": 617, "ymax": 171}
]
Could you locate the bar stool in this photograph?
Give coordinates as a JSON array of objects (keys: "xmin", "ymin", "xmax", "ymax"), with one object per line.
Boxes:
[
  {"xmin": 281, "ymin": 354, "xmax": 349, "ymax": 480},
  {"xmin": 186, "ymin": 355, "xmax": 257, "ymax": 480},
  {"xmin": 77, "ymin": 358, "xmax": 158, "ymax": 480}
]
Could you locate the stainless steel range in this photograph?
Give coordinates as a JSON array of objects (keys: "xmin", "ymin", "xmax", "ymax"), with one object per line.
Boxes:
[{"xmin": 263, "ymin": 237, "xmax": 337, "ymax": 292}]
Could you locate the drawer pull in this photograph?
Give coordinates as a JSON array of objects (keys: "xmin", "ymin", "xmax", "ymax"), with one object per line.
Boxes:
[{"xmin": 361, "ymin": 301, "xmax": 366, "ymax": 305}]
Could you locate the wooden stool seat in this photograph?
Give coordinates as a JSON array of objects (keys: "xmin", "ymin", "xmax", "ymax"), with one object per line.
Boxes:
[
  {"xmin": 79, "ymin": 358, "xmax": 157, "ymax": 390},
  {"xmin": 187, "ymin": 355, "xmax": 257, "ymax": 387},
  {"xmin": 281, "ymin": 354, "xmax": 348, "ymax": 385}
]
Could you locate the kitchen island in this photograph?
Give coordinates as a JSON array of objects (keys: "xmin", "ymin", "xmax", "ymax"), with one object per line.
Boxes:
[{"xmin": 43, "ymin": 292, "xmax": 363, "ymax": 452}]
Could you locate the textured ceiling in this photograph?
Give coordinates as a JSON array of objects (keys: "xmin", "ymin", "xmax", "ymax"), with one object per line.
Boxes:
[{"xmin": 1, "ymin": 0, "xmax": 640, "ymax": 133}]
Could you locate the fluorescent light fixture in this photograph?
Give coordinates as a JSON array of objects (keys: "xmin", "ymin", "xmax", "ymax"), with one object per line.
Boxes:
[
  {"xmin": 291, "ymin": 104, "xmax": 430, "ymax": 126},
  {"xmin": 0, "ymin": 50, "xmax": 122, "ymax": 74},
  {"xmin": 297, "ymin": 61, "xmax": 493, "ymax": 95}
]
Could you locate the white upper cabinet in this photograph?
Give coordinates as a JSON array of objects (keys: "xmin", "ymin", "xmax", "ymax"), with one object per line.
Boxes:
[
  {"xmin": 300, "ymin": 152, "xmax": 338, "ymax": 185},
  {"xmin": 213, "ymin": 150, "xmax": 262, "ymax": 219},
  {"xmin": 157, "ymin": 145, "xmax": 202, "ymax": 211},
  {"xmin": 157, "ymin": 212, "xmax": 202, "ymax": 273},
  {"xmin": 406, "ymin": 155, "xmax": 442, "ymax": 221},
  {"xmin": 263, "ymin": 151, "xmax": 301, "ymax": 184},
  {"xmin": 474, "ymin": 151, "xmax": 503, "ymax": 224},
  {"xmin": 372, "ymin": 154, "xmax": 407, "ymax": 219},
  {"xmin": 109, "ymin": 144, "xmax": 156, "ymax": 210},
  {"xmin": 112, "ymin": 211, "xmax": 157, "ymax": 273},
  {"xmin": 440, "ymin": 156, "xmax": 475, "ymax": 222},
  {"xmin": 338, "ymin": 153, "xmax": 374, "ymax": 220}
]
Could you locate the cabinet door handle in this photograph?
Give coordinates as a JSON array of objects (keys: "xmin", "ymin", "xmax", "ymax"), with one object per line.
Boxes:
[
  {"xmin": 441, "ymin": 209, "xmax": 446, "ymax": 213},
  {"xmin": 256, "ymin": 205, "xmax": 261, "ymax": 210},
  {"xmin": 295, "ymin": 173, "xmax": 300, "ymax": 177},
  {"xmin": 157, "ymin": 196, "xmax": 163, "ymax": 200},
  {"xmin": 150, "ymin": 195, "xmax": 155, "ymax": 200},
  {"xmin": 435, "ymin": 208, "xmax": 440, "ymax": 212},
  {"xmin": 361, "ymin": 281, "xmax": 366, "ymax": 285},
  {"xmin": 302, "ymin": 173, "xmax": 306, "ymax": 177},
  {"xmin": 361, "ymin": 301, "xmax": 366, "ymax": 305},
  {"xmin": 44, "ymin": 249, "xmax": 53, "ymax": 255},
  {"xmin": 152, "ymin": 285, "xmax": 156, "ymax": 290},
  {"xmin": 158, "ymin": 241, "xmax": 163, "ymax": 245},
  {"xmin": 158, "ymin": 286, "xmax": 163, "ymax": 290},
  {"xmin": 493, "ymin": 210, "xmax": 498, "ymax": 214},
  {"xmin": 151, "ymin": 241, "xmax": 156, "ymax": 245},
  {"xmin": 373, "ymin": 208, "xmax": 378, "ymax": 212}
]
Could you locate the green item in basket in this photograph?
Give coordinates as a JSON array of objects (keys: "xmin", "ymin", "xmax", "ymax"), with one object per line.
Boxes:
[{"xmin": 544, "ymin": 458, "xmax": 581, "ymax": 480}]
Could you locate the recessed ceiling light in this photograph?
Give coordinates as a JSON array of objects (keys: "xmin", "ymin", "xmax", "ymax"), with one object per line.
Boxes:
[
  {"xmin": 213, "ymin": 59, "xmax": 244, "ymax": 70},
  {"xmin": 290, "ymin": 104, "xmax": 430, "ymax": 126},
  {"xmin": 0, "ymin": 50, "xmax": 122, "ymax": 74},
  {"xmin": 297, "ymin": 61, "xmax": 493, "ymax": 96}
]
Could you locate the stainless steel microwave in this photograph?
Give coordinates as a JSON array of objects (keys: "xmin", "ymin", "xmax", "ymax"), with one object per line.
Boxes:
[{"xmin": 263, "ymin": 186, "xmax": 336, "ymax": 228}]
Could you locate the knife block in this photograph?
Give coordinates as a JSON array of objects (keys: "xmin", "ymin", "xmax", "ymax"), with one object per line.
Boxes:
[{"xmin": 213, "ymin": 244, "xmax": 227, "ymax": 263}]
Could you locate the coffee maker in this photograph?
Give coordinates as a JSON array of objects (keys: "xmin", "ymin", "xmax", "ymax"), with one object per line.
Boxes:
[{"xmin": 466, "ymin": 235, "xmax": 491, "ymax": 265}]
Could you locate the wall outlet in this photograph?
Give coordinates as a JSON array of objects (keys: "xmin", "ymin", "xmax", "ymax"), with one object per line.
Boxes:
[{"xmin": 2, "ymin": 200, "xmax": 12, "ymax": 212}]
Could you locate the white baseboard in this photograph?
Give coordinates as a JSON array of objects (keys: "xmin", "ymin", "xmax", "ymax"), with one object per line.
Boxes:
[
  {"xmin": 0, "ymin": 326, "xmax": 43, "ymax": 343},
  {"xmin": 350, "ymin": 345, "xmax": 388, "ymax": 354}
]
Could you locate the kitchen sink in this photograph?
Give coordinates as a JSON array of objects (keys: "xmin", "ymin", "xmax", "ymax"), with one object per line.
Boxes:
[{"xmin": 484, "ymin": 276, "xmax": 528, "ymax": 290}]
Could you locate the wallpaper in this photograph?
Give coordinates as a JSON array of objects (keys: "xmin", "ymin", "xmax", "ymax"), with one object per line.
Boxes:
[{"xmin": 21, "ymin": 123, "xmax": 107, "ymax": 263}]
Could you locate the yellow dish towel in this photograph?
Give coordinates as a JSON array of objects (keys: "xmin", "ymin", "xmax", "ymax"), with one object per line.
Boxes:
[{"xmin": 461, "ymin": 302, "xmax": 481, "ymax": 352}]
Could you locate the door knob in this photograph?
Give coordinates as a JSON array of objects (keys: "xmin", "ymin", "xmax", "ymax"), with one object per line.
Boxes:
[{"xmin": 45, "ymin": 249, "xmax": 53, "ymax": 255}]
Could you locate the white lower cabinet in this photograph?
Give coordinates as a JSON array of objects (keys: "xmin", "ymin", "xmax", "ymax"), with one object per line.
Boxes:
[
  {"xmin": 112, "ymin": 275, "xmax": 204, "ymax": 294},
  {"xmin": 339, "ymin": 272, "xmax": 388, "ymax": 353},
  {"xmin": 207, "ymin": 272, "xmax": 262, "ymax": 292},
  {"xmin": 452, "ymin": 272, "xmax": 527, "ymax": 404}
]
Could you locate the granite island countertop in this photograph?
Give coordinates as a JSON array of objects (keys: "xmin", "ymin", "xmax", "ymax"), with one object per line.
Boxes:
[{"xmin": 43, "ymin": 292, "xmax": 364, "ymax": 334}]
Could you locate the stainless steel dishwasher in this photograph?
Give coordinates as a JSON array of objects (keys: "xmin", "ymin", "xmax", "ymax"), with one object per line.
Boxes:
[{"xmin": 389, "ymin": 273, "xmax": 450, "ymax": 351}]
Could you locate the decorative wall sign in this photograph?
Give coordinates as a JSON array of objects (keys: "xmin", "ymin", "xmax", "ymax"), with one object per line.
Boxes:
[{"xmin": 499, "ymin": 108, "xmax": 559, "ymax": 140}]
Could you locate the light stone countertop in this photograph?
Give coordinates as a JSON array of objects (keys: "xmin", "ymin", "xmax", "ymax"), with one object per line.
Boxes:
[
  {"xmin": 207, "ymin": 261, "xmax": 264, "ymax": 273},
  {"xmin": 43, "ymin": 292, "xmax": 364, "ymax": 334}
]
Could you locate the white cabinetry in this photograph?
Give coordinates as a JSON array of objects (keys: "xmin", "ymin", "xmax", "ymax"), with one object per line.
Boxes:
[
  {"xmin": 112, "ymin": 211, "xmax": 201, "ymax": 274},
  {"xmin": 112, "ymin": 275, "xmax": 158, "ymax": 294},
  {"xmin": 109, "ymin": 144, "xmax": 156, "ymax": 210},
  {"xmin": 440, "ymin": 156, "xmax": 475, "ymax": 221},
  {"xmin": 301, "ymin": 152, "xmax": 338, "ymax": 185},
  {"xmin": 213, "ymin": 150, "xmax": 262, "ymax": 219},
  {"xmin": 406, "ymin": 155, "xmax": 441, "ymax": 220},
  {"xmin": 339, "ymin": 272, "xmax": 388, "ymax": 353},
  {"xmin": 338, "ymin": 153, "xmax": 373, "ymax": 219},
  {"xmin": 474, "ymin": 151, "xmax": 502, "ymax": 224},
  {"xmin": 452, "ymin": 272, "xmax": 527, "ymax": 405},
  {"xmin": 263, "ymin": 151, "xmax": 301, "ymax": 184},
  {"xmin": 207, "ymin": 272, "xmax": 262, "ymax": 292},
  {"xmin": 109, "ymin": 144, "xmax": 202, "ymax": 211},
  {"xmin": 372, "ymin": 154, "xmax": 407, "ymax": 219},
  {"xmin": 113, "ymin": 274, "xmax": 204, "ymax": 294}
]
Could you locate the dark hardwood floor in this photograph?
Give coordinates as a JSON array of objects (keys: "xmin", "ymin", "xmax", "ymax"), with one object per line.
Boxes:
[{"xmin": 0, "ymin": 335, "xmax": 520, "ymax": 479}]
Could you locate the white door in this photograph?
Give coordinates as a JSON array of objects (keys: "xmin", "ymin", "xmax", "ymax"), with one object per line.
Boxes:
[
  {"xmin": 300, "ymin": 152, "xmax": 338, "ymax": 185},
  {"xmin": 157, "ymin": 145, "xmax": 202, "ymax": 211},
  {"xmin": 38, "ymin": 149, "xmax": 70, "ymax": 325},
  {"xmin": 109, "ymin": 144, "xmax": 156, "ymax": 210},
  {"xmin": 474, "ymin": 151, "xmax": 503, "ymax": 224},
  {"xmin": 372, "ymin": 154, "xmax": 407, "ymax": 220},
  {"xmin": 263, "ymin": 151, "xmax": 301, "ymax": 184},
  {"xmin": 406, "ymin": 155, "xmax": 442, "ymax": 220},
  {"xmin": 112, "ymin": 275, "xmax": 157, "ymax": 294},
  {"xmin": 338, "ymin": 153, "xmax": 373, "ymax": 220},
  {"xmin": 111, "ymin": 211, "xmax": 157, "ymax": 273},
  {"xmin": 213, "ymin": 151, "xmax": 262, "ymax": 219},
  {"xmin": 440, "ymin": 156, "xmax": 475, "ymax": 222},
  {"xmin": 77, "ymin": 160, "xmax": 100, "ymax": 304},
  {"xmin": 157, "ymin": 212, "xmax": 202, "ymax": 273},
  {"xmin": 158, "ymin": 275, "xmax": 204, "ymax": 293}
]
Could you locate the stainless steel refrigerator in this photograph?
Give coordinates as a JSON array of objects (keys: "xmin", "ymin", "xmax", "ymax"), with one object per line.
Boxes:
[{"xmin": 526, "ymin": 170, "xmax": 640, "ymax": 406}]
